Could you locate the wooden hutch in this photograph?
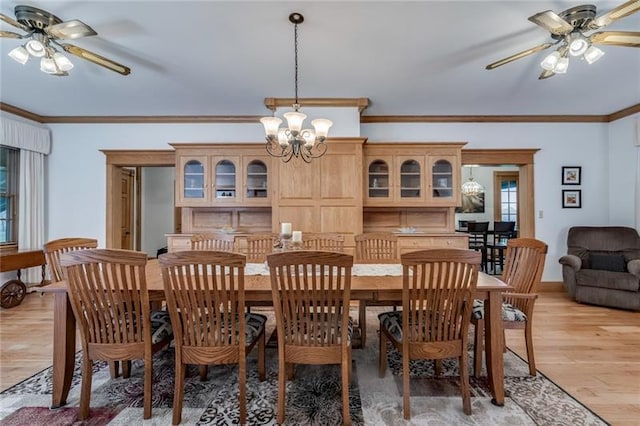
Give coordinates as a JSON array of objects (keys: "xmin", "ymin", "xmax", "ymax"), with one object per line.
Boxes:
[{"xmin": 167, "ymin": 140, "xmax": 468, "ymax": 254}]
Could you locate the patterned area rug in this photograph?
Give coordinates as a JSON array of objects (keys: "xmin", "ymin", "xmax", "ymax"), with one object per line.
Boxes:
[{"xmin": 0, "ymin": 308, "xmax": 608, "ymax": 425}]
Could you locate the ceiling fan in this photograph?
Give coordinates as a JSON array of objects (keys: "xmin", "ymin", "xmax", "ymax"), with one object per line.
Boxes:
[
  {"xmin": 486, "ymin": 0, "xmax": 640, "ymax": 79},
  {"xmin": 0, "ymin": 5, "xmax": 130, "ymax": 76}
]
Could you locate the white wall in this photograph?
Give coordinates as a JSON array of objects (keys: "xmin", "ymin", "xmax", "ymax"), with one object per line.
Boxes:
[
  {"xmin": 40, "ymin": 118, "xmax": 637, "ymax": 282},
  {"xmin": 608, "ymin": 114, "xmax": 639, "ymax": 228},
  {"xmin": 141, "ymin": 167, "xmax": 174, "ymax": 257}
]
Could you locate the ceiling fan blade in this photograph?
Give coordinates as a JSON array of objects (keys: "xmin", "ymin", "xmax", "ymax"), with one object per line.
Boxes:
[
  {"xmin": 46, "ymin": 19, "xmax": 97, "ymax": 40},
  {"xmin": 528, "ymin": 10, "xmax": 574, "ymax": 35},
  {"xmin": 589, "ymin": 0, "xmax": 640, "ymax": 29},
  {"xmin": 59, "ymin": 43, "xmax": 131, "ymax": 75},
  {"xmin": 590, "ymin": 31, "xmax": 640, "ymax": 47},
  {"xmin": 0, "ymin": 30, "xmax": 24, "ymax": 39},
  {"xmin": 486, "ymin": 43, "xmax": 553, "ymax": 70},
  {"xmin": 0, "ymin": 13, "xmax": 30, "ymax": 32},
  {"xmin": 538, "ymin": 69, "xmax": 556, "ymax": 80}
]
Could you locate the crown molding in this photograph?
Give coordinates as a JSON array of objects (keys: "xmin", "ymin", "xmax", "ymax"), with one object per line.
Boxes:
[
  {"xmin": 1, "ymin": 102, "xmax": 637, "ymax": 124},
  {"xmin": 264, "ymin": 97, "xmax": 370, "ymax": 113}
]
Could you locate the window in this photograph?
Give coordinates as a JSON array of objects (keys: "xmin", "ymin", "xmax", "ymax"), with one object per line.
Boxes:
[
  {"xmin": 0, "ymin": 146, "xmax": 19, "ymax": 246},
  {"xmin": 493, "ymin": 171, "xmax": 518, "ymax": 225}
]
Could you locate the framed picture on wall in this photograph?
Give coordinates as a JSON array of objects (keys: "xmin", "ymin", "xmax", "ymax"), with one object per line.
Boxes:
[
  {"xmin": 562, "ymin": 166, "xmax": 581, "ymax": 185},
  {"xmin": 562, "ymin": 190, "xmax": 582, "ymax": 208},
  {"xmin": 455, "ymin": 192, "xmax": 485, "ymax": 213}
]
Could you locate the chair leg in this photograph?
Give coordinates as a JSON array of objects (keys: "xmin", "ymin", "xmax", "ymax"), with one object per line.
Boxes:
[
  {"xmin": 78, "ymin": 356, "xmax": 93, "ymax": 420},
  {"xmin": 402, "ymin": 346, "xmax": 410, "ymax": 420},
  {"xmin": 525, "ymin": 320, "xmax": 536, "ymax": 376},
  {"xmin": 143, "ymin": 354, "xmax": 152, "ymax": 419},
  {"xmin": 257, "ymin": 332, "xmax": 266, "ymax": 381},
  {"xmin": 474, "ymin": 319, "xmax": 484, "ymax": 378},
  {"xmin": 173, "ymin": 359, "xmax": 185, "ymax": 425},
  {"xmin": 341, "ymin": 353, "xmax": 351, "ymax": 426},
  {"xmin": 378, "ymin": 329, "xmax": 387, "ymax": 377},
  {"xmin": 109, "ymin": 361, "xmax": 119, "ymax": 378},
  {"xmin": 435, "ymin": 359, "xmax": 442, "ymax": 376},
  {"xmin": 358, "ymin": 301, "xmax": 367, "ymax": 348},
  {"xmin": 460, "ymin": 352, "xmax": 472, "ymax": 415},
  {"xmin": 199, "ymin": 365, "xmax": 208, "ymax": 381},
  {"xmin": 277, "ymin": 356, "xmax": 286, "ymax": 424},
  {"xmin": 239, "ymin": 357, "xmax": 247, "ymax": 425},
  {"xmin": 123, "ymin": 360, "xmax": 131, "ymax": 379}
]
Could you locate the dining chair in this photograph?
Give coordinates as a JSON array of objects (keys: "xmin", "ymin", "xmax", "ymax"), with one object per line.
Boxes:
[
  {"xmin": 354, "ymin": 232, "xmax": 398, "ymax": 347},
  {"xmin": 467, "ymin": 221, "xmax": 489, "ymax": 272},
  {"xmin": 301, "ymin": 232, "xmax": 345, "ymax": 252},
  {"xmin": 42, "ymin": 237, "xmax": 137, "ymax": 378},
  {"xmin": 43, "ymin": 237, "xmax": 98, "ymax": 282},
  {"xmin": 190, "ymin": 232, "xmax": 236, "ymax": 251},
  {"xmin": 245, "ymin": 233, "xmax": 278, "ymax": 262},
  {"xmin": 59, "ymin": 249, "xmax": 173, "ymax": 420},
  {"xmin": 159, "ymin": 250, "xmax": 266, "ymax": 425},
  {"xmin": 378, "ymin": 249, "xmax": 481, "ymax": 418},
  {"xmin": 267, "ymin": 250, "xmax": 354, "ymax": 425},
  {"xmin": 486, "ymin": 221, "xmax": 516, "ymax": 274},
  {"xmin": 472, "ymin": 238, "xmax": 547, "ymax": 378}
]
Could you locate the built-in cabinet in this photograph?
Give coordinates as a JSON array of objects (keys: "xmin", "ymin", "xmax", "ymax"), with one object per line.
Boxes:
[
  {"xmin": 174, "ymin": 144, "xmax": 271, "ymax": 207},
  {"xmin": 170, "ymin": 141, "xmax": 466, "ymax": 253},
  {"xmin": 364, "ymin": 144, "xmax": 462, "ymax": 207}
]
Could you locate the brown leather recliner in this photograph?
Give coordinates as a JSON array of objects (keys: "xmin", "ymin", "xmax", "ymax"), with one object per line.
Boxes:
[{"xmin": 559, "ymin": 226, "xmax": 640, "ymax": 311}]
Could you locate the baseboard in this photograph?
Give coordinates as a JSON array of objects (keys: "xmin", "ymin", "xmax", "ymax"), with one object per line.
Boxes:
[{"xmin": 539, "ymin": 281, "xmax": 565, "ymax": 292}]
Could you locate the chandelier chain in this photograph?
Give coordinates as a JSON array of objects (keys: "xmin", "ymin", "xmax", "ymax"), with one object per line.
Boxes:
[{"xmin": 293, "ymin": 21, "xmax": 299, "ymax": 106}]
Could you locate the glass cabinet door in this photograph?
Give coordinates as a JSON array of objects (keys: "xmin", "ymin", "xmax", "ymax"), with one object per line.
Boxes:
[
  {"xmin": 214, "ymin": 160, "xmax": 236, "ymax": 200},
  {"xmin": 399, "ymin": 159, "xmax": 421, "ymax": 199},
  {"xmin": 432, "ymin": 159, "xmax": 453, "ymax": 198},
  {"xmin": 183, "ymin": 160, "xmax": 205, "ymax": 199},
  {"xmin": 246, "ymin": 160, "xmax": 268, "ymax": 199},
  {"xmin": 368, "ymin": 160, "xmax": 390, "ymax": 198}
]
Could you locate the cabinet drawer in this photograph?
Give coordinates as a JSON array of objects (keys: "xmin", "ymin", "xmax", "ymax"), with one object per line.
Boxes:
[
  {"xmin": 167, "ymin": 235, "xmax": 192, "ymax": 252},
  {"xmin": 398, "ymin": 235, "xmax": 468, "ymax": 252}
]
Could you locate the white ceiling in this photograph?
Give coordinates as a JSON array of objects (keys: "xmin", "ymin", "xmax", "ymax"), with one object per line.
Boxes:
[{"xmin": 1, "ymin": 1, "xmax": 638, "ymax": 118}]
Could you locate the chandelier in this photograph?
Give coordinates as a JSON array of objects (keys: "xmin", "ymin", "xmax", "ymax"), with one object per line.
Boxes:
[
  {"xmin": 461, "ymin": 167, "xmax": 484, "ymax": 196},
  {"xmin": 260, "ymin": 13, "xmax": 333, "ymax": 163}
]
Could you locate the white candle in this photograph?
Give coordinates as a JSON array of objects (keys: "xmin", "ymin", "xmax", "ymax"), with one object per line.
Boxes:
[
  {"xmin": 281, "ymin": 222, "xmax": 292, "ymax": 235},
  {"xmin": 292, "ymin": 231, "xmax": 302, "ymax": 242}
]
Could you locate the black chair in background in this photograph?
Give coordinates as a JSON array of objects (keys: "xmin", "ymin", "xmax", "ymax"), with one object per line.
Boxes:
[
  {"xmin": 487, "ymin": 221, "xmax": 516, "ymax": 274},
  {"xmin": 467, "ymin": 221, "xmax": 489, "ymax": 271},
  {"xmin": 458, "ymin": 220, "xmax": 469, "ymax": 231}
]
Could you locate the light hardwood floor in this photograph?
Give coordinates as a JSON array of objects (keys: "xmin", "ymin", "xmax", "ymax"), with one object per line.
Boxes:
[{"xmin": 1, "ymin": 287, "xmax": 639, "ymax": 425}]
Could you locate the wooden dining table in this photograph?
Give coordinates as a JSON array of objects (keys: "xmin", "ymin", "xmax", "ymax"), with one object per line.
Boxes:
[{"xmin": 40, "ymin": 260, "xmax": 511, "ymax": 409}]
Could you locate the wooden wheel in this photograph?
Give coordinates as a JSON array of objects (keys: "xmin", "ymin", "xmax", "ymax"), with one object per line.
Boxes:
[{"xmin": 1, "ymin": 279, "xmax": 27, "ymax": 308}]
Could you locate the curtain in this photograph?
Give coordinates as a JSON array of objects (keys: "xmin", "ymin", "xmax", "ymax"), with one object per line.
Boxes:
[{"xmin": 1, "ymin": 115, "xmax": 50, "ymax": 284}]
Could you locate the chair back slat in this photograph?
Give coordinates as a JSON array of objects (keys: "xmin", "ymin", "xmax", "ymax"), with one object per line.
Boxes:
[
  {"xmin": 160, "ymin": 251, "xmax": 245, "ymax": 348},
  {"xmin": 301, "ymin": 233, "xmax": 345, "ymax": 252},
  {"xmin": 246, "ymin": 233, "xmax": 278, "ymax": 262},
  {"xmin": 267, "ymin": 251, "xmax": 353, "ymax": 347},
  {"xmin": 60, "ymin": 249, "xmax": 149, "ymax": 346},
  {"xmin": 190, "ymin": 233, "xmax": 236, "ymax": 251},
  {"xmin": 502, "ymin": 238, "xmax": 547, "ymax": 313},
  {"xmin": 401, "ymin": 249, "xmax": 480, "ymax": 343},
  {"xmin": 44, "ymin": 237, "xmax": 98, "ymax": 282},
  {"xmin": 355, "ymin": 232, "xmax": 398, "ymax": 262}
]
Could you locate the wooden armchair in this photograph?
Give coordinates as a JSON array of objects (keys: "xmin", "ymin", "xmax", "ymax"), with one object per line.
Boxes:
[
  {"xmin": 354, "ymin": 232, "xmax": 398, "ymax": 347},
  {"xmin": 245, "ymin": 233, "xmax": 278, "ymax": 262},
  {"xmin": 379, "ymin": 249, "xmax": 481, "ymax": 418},
  {"xmin": 267, "ymin": 250, "xmax": 354, "ymax": 425},
  {"xmin": 190, "ymin": 232, "xmax": 236, "ymax": 251},
  {"xmin": 301, "ymin": 232, "xmax": 345, "ymax": 252},
  {"xmin": 473, "ymin": 238, "xmax": 547, "ymax": 377},
  {"xmin": 60, "ymin": 249, "xmax": 173, "ymax": 420}
]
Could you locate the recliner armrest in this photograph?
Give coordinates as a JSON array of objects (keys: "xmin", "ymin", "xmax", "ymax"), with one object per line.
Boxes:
[
  {"xmin": 559, "ymin": 254, "xmax": 582, "ymax": 271},
  {"xmin": 627, "ymin": 259, "xmax": 640, "ymax": 278}
]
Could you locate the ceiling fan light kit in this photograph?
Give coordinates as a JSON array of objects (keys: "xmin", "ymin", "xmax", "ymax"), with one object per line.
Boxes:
[
  {"xmin": 260, "ymin": 12, "xmax": 333, "ymax": 163},
  {"xmin": 1, "ymin": 5, "xmax": 130, "ymax": 76},
  {"xmin": 486, "ymin": 0, "xmax": 640, "ymax": 79}
]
